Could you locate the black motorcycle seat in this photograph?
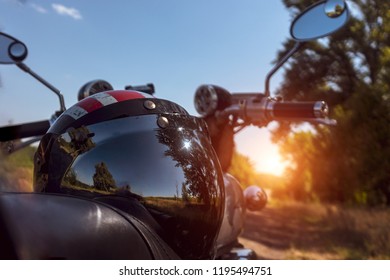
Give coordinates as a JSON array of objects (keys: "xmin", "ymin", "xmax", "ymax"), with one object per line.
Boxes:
[{"xmin": 0, "ymin": 192, "xmax": 178, "ymax": 259}]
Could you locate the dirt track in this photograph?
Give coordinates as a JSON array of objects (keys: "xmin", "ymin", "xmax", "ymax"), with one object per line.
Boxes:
[{"xmin": 238, "ymin": 204, "xmax": 362, "ymax": 260}]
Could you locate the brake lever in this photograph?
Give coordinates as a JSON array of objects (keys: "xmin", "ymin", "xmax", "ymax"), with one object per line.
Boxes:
[{"xmin": 312, "ymin": 118, "xmax": 337, "ymax": 126}]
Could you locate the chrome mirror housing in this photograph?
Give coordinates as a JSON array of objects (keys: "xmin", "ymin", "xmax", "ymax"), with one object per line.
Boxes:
[
  {"xmin": 243, "ymin": 186, "xmax": 268, "ymax": 212},
  {"xmin": 290, "ymin": 0, "xmax": 349, "ymax": 41},
  {"xmin": 0, "ymin": 32, "xmax": 28, "ymax": 64}
]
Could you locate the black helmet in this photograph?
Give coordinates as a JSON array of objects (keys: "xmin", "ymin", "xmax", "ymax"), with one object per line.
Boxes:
[{"xmin": 33, "ymin": 90, "xmax": 224, "ymax": 259}]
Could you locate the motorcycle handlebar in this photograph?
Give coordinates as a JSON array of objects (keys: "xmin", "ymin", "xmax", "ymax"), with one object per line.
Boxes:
[
  {"xmin": 0, "ymin": 120, "xmax": 50, "ymax": 142},
  {"xmin": 268, "ymin": 101, "xmax": 329, "ymax": 120},
  {"xmin": 221, "ymin": 94, "xmax": 332, "ymax": 126}
]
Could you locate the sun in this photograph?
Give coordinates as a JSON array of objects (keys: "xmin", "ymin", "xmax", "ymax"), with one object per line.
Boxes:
[
  {"xmin": 235, "ymin": 127, "xmax": 288, "ymax": 177},
  {"xmin": 256, "ymin": 150, "xmax": 287, "ymax": 176}
]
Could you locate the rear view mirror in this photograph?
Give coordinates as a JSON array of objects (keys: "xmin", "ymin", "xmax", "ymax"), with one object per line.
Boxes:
[
  {"xmin": 0, "ymin": 32, "xmax": 28, "ymax": 64},
  {"xmin": 290, "ymin": 0, "xmax": 349, "ymax": 41},
  {"xmin": 244, "ymin": 186, "xmax": 268, "ymax": 212}
]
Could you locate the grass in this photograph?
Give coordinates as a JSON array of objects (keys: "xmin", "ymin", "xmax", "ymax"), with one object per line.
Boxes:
[
  {"xmin": 0, "ymin": 147, "xmax": 35, "ymax": 192},
  {"xmin": 322, "ymin": 205, "xmax": 390, "ymax": 259}
]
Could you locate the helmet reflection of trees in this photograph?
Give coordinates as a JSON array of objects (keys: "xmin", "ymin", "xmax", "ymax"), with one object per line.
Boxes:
[
  {"xmin": 181, "ymin": 183, "xmax": 190, "ymax": 203},
  {"xmin": 156, "ymin": 120, "xmax": 219, "ymax": 206},
  {"xmin": 93, "ymin": 162, "xmax": 116, "ymax": 192},
  {"xmin": 58, "ymin": 126, "xmax": 95, "ymax": 158},
  {"xmin": 153, "ymin": 116, "xmax": 222, "ymax": 259},
  {"xmin": 66, "ymin": 168, "xmax": 77, "ymax": 186}
]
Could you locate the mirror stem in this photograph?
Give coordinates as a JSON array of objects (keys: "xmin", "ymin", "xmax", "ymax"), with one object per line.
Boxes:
[
  {"xmin": 264, "ymin": 41, "xmax": 302, "ymax": 97},
  {"xmin": 17, "ymin": 62, "xmax": 66, "ymax": 112}
]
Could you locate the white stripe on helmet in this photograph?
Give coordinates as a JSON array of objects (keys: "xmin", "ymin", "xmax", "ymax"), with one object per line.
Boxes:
[
  {"xmin": 92, "ymin": 92, "xmax": 118, "ymax": 106},
  {"xmin": 64, "ymin": 106, "xmax": 88, "ymax": 120}
]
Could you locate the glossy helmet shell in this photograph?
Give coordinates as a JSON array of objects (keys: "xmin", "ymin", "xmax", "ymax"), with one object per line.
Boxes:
[{"xmin": 33, "ymin": 90, "xmax": 224, "ymax": 259}]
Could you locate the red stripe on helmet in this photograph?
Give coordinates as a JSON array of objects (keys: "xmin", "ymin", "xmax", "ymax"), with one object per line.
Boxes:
[
  {"xmin": 70, "ymin": 90, "xmax": 152, "ymax": 117},
  {"xmin": 107, "ymin": 90, "xmax": 152, "ymax": 102},
  {"xmin": 77, "ymin": 96, "xmax": 104, "ymax": 113}
]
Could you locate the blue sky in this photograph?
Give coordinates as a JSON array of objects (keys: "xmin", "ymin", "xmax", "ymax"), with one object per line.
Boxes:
[{"xmin": 0, "ymin": 0, "xmax": 293, "ymax": 175}]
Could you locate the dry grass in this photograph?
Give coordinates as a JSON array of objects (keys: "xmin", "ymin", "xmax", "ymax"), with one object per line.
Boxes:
[
  {"xmin": 0, "ymin": 147, "xmax": 35, "ymax": 192},
  {"xmin": 240, "ymin": 201, "xmax": 390, "ymax": 259},
  {"xmin": 323, "ymin": 205, "xmax": 390, "ymax": 259},
  {"xmin": 0, "ymin": 166, "xmax": 33, "ymax": 192}
]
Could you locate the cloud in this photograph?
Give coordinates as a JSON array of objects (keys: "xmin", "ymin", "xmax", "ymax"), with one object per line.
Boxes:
[
  {"xmin": 30, "ymin": 3, "xmax": 47, "ymax": 14},
  {"xmin": 52, "ymin": 3, "xmax": 82, "ymax": 20}
]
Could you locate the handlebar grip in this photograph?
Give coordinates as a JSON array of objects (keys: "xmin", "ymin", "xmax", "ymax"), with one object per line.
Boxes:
[
  {"xmin": 125, "ymin": 83, "xmax": 155, "ymax": 95},
  {"xmin": 0, "ymin": 120, "xmax": 50, "ymax": 142},
  {"xmin": 270, "ymin": 101, "xmax": 328, "ymax": 119}
]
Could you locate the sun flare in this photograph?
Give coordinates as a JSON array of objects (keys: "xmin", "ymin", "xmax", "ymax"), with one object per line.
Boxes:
[
  {"xmin": 256, "ymin": 150, "xmax": 287, "ymax": 176},
  {"xmin": 235, "ymin": 127, "xmax": 288, "ymax": 177}
]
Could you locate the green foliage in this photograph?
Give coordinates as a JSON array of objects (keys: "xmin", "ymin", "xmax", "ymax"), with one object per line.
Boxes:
[
  {"xmin": 228, "ymin": 150, "xmax": 257, "ymax": 188},
  {"xmin": 273, "ymin": 0, "xmax": 390, "ymax": 205},
  {"xmin": 5, "ymin": 146, "xmax": 36, "ymax": 169},
  {"xmin": 279, "ymin": 131, "xmax": 316, "ymax": 201}
]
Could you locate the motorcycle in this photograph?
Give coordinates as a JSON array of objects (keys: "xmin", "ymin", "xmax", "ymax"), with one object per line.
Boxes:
[{"xmin": 0, "ymin": 0, "xmax": 349, "ymax": 260}]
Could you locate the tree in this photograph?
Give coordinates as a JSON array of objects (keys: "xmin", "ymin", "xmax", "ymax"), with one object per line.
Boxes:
[
  {"xmin": 279, "ymin": 131, "xmax": 316, "ymax": 201},
  {"xmin": 228, "ymin": 149, "xmax": 258, "ymax": 189},
  {"xmin": 272, "ymin": 0, "xmax": 390, "ymax": 205},
  {"xmin": 92, "ymin": 162, "xmax": 116, "ymax": 192}
]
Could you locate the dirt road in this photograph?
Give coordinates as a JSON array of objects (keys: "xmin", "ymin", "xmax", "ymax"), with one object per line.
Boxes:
[{"xmin": 238, "ymin": 203, "xmax": 387, "ymax": 260}]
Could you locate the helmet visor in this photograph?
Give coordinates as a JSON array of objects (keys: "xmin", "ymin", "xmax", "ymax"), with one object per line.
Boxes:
[{"xmin": 54, "ymin": 114, "xmax": 224, "ymax": 259}]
